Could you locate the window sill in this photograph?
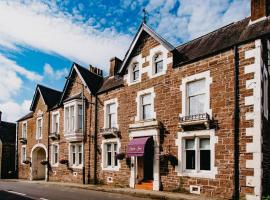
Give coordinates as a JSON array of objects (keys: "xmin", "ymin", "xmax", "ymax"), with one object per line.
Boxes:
[
  {"xmin": 102, "ymin": 166, "xmax": 120, "ymax": 171},
  {"xmin": 151, "ymin": 71, "xmax": 166, "ymax": 78},
  {"xmin": 69, "ymin": 165, "xmax": 83, "ymax": 169},
  {"xmin": 51, "ymin": 164, "xmax": 59, "ymax": 168},
  {"xmin": 177, "ymin": 170, "xmax": 216, "ymax": 179}
]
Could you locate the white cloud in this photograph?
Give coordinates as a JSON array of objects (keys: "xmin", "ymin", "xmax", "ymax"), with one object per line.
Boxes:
[
  {"xmin": 0, "ymin": 100, "xmax": 31, "ymax": 122},
  {"xmin": 0, "ymin": 54, "xmax": 42, "ymax": 102},
  {"xmin": 0, "ymin": 1, "xmax": 132, "ymax": 71},
  {"xmin": 44, "ymin": 63, "xmax": 68, "ymax": 80}
]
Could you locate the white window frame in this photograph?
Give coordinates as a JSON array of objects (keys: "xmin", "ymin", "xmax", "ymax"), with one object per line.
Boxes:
[
  {"xmin": 132, "ymin": 62, "xmax": 140, "ymax": 82},
  {"xmin": 51, "ymin": 111, "xmax": 60, "ymax": 134},
  {"xmin": 263, "ymin": 67, "xmax": 269, "ymax": 119},
  {"xmin": 22, "ymin": 121, "xmax": 27, "ymax": 139},
  {"xmin": 180, "ymin": 71, "xmax": 212, "ymax": 118},
  {"xmin": 69, "ymin": 142, "xmax": 83, "ymax": 169},
  {"xmin": 36, "ymin": 117, "xmax": 43, "ymax": 140},
  {"xmin": 64, "ymin": 99, "xmax": 83, "ymax": 135},
  {"xmin": 135, "ymin": 87, "xmax": 156, "ymax": 122},
  {"xmin": 103, "ymin": 98, "xmax": 119, "ymax": 129},
  {"xmin": 101, "ymin": 138, "xmax": 121, "ymax": 171},
  {"xmin": 21, "ymin": 145, "xmax": 26, "ymax": 164},
  {"xmin": 51, "ymin": 143, "xmax": 59, "ymax": 167},
  {"xmin": 175, "ymin": 129, "xmax": 218, "ymax": 179},
  {"xmin": 153, "ymin": 52, "xmax": 163, "ymax": 75},
  {"xmin": 125, "ymin": 54, "xmax": 143, "ymax": 86}
]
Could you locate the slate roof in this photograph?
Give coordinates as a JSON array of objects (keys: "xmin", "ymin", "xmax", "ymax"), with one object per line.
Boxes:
[
  {"xmin": 30, "ymin": 84, "xmax": 62, "ymax": 111},
  {"xmin": 17, "ymin": 112, "xmax": 33, "ymax": 122},
  {"xmin": 97, "ymin": 75, "xmax": 124, "ymax": 94},
  {"xmin": 175, "ymin": 17, "xmax": 270, "ymax": 66}
]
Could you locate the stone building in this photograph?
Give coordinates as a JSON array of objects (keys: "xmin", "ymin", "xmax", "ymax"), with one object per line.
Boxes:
[
  {"xmin": 17, "ymin": 0, "xmax": 270, "ymax": 199},
  {"xmin": 0, "ymin": 111, "xmax": 16, "ymax": 179}
]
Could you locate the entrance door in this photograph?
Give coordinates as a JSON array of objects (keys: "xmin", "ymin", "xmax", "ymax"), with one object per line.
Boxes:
[
  {"xmin": 143, "ymin": 137, "xmax": 154, "ymax": 181},
  {"xmin": 32, "ymin": 147, "xmax": 46, "ymax": 180}
]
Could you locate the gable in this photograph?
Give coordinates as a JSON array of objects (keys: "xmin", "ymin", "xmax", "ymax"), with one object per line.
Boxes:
[
  {"xmin": 31, "ymin": 91, "xmax": 46, "ymax": 112},
  {"xmin": 119, "ymin": 23, "xmax": 174, "ymax": 74}
]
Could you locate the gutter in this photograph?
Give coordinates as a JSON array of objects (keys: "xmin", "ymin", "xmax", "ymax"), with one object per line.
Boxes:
[
  {"xmin": 233, "ymin": 45, "xmax": 240, "ymax": 200},
  {"xmin": 47, "ymin": 109, "xmax": 51, "ymax": 182}
]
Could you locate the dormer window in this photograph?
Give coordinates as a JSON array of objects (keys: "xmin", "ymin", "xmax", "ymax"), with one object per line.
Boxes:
[
  {"xmin": 132, "ymin": 63, "xmax": 139, "ymax": 82},
  {"xmin": 154, "ymin": 53, "xmax": 163, "ymax": 74}
]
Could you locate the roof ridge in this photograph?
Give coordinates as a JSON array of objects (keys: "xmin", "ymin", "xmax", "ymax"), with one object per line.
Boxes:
[
  {"xmin": 74, "ymin": 63, "xmax": 104, "ymax": 78},
  {"xmin": 176, "ymin": 17, "xmax": 250, "ymax": 49},
  {"xmin": 37, "ymin": 84, "xmax": 62, "ymax": 93}
]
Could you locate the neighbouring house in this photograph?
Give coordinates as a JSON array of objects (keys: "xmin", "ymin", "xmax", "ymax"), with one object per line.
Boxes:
[
  {"xmin": 0, "ymin": 111, "xmax": 17, "ymax": 179},
  {"xmin": 17, "ymin": 0, "xmax": 270, "ymax": 199}
]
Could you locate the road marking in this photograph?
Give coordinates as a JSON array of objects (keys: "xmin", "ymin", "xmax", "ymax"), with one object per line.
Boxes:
[
  {"xmin": 6, "ymin": 190, "xmax": 27, "ymax": 196},
  {"xmin": 40, "ymin": 198, "xmax": 49, "ymax": 200}
]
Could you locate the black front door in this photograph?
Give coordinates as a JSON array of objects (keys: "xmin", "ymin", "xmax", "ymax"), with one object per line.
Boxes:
[{"xmin": 143, "ymin": 137, "xmax": 154, "ymax": 180}]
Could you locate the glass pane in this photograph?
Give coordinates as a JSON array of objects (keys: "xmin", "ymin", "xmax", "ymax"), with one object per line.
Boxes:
[
  {"xmin": 185, "ymin": 139, "xmax": 195, "ymax": 149},
  {"xmin": 109, "ymin": 103, "xmax": 116, "ymax": 113},
  {"xmin": 155, "ymin": 60, "xmax": 163, "ymax": 73},
  {"xmin": 186, "ymin": 150, "xmax": 195, "ymax": 170},
  {"xmin": 79, "ymin": 153, "xmax": 82, "ymax": 165},
  {"xmin": 134, "ymin": 70, "xmax": 139, "ymax": 81},
  {"xmin": 142, "ymin": 94, "xmax": 151, "ymax": 105},
  {"xmin": 189, "ymin": 94, "xmax": 205, "ymax": 115},
  {"xmin": 114, "ymin": 143, "xmax": 118, "ymax": 167},
  {"xmin": 110, "ymin": 113, "xmax": 116, "ymax": 128},
  {"xmin": 143, "ymin": 104, "xmax": 151, "ymax": 120},
  {"xmin": 107, "ymin": 152, "xmax": 112, "ymax": 166},
  {"xmin": 200, "ymin": 150, "xmax": 210, "ymax": 170},
  {"xmin": 107, "ymin": 144, "xmax": 111, "ymax": 151},
  {"xmin": 187, "ymin": 79, "xmax": 205, "ymax": 96},
  {"xmin": 200, "ymin": 138, "xmax": 210, "ymax": 149}
]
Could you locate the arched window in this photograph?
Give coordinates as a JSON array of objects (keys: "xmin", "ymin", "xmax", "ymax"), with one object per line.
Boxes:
[
  {"xmin": 132, "ymin": 63, "xmax": 139, "ymax": 82},
  {"xmin": 154, "ymin": 53, "xmax": 163, "ymax": 74}
]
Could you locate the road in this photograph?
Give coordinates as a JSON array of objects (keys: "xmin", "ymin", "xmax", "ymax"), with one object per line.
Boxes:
[{"xmin": 0, "ymin": 180, "xmax": 150, "ymax": 200}]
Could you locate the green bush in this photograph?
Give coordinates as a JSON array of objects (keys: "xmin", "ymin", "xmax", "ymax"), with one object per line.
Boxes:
[{"xmin": 263, "ymin": 195, "xmax": 270, "ymax": 200}]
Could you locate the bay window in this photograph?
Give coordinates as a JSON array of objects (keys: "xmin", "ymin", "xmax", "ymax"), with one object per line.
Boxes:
[{"xmin": 64, "ymin": 101, "xmax": 83, "ymax": 134}]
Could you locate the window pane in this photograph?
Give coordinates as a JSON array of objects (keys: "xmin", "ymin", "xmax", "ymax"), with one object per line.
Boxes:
[
  {"xmin": 133, "ymin": 64, "xmax": 139, "ymax": 81},
  {"xmin": 155, "ymin": 60, "xmax": 163, "ymax": 73},
  {"xmin": 200, "ymin": 150, "xmax": 210, "ymax": 170},
  {"xmin": 186, "ymin": 150, "xmax": 195, "ymax": 170},
  {"xmin": 189, "ymin": 94, "xmax": 205, "ymax": 115},
  {"xmin": 143, "ymin": 104, "xmax": 151, "ymax": 120},
  {"xmin": 114, "ymin": 143, "xmax": 118, "ymax": 167},
  {"xmin": 187, "ymin": 79, "xmax": 205, "ymax": 96},
  {"xmin": 71, "ymin": 106, "xmax": 75, "ymax": 130},
  {"xmin": 185, "ymin": 139, "xmax": 195, "ymax": 149},
  {"xmin": 106, "ymin": 144, "xmax": 112, "ymax": 166},
  {"xmin": 142, "ymin": 94, "xmax": 151, "ymax": 105},
  {"xmin": 78, "ymin": 105, "xmax": 83, "ymax": 130},
  {"xmin": 65, "ymin": 108, "xmax": 69, "ymax": 131},
  {"xmin": 200, "ymin": 138, "xmax": 210, "ymax": 149},
  {"xmin": 110, "ymin": 113, "xmax": 116, "ymax": 128},
  {"xmin": 109, "ymin": 103, "xmax": 116, "ymax": 113},
  {"xmin": 72, "ymin": 145, "xmax": 76, "ymax": 165},
  {"xmin": 78, "ymin": 145, "xmax": 82, "ymax": 165}
]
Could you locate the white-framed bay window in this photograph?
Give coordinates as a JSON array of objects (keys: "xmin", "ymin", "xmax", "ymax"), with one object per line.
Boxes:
[
  {"xmin": 21, "ymin": 145, "xmax": 26, "ymax": 164},
  {"xmin": 51, "ymin": 111, "xmax": 60, "ymax": 134},
  {"xmin": 51, "ymin": 143, "xmax": 59, "ymax": 167},
  {"xmin": 64, "ymin": 100, "xmax": 83, "ymax": 135},
  {"xmin": 22, "ymin": 121, "xmax": 27, "ymax": 139},
  {"xmin": 135, "ymin": 87, "xmax": 156, "ymax": 122},
  {"xmin": 180, "ymin": 71, "xmax": 212, "ymax": 118},
  {"xmin": 36, "ymin": 117, "xmax": 43, "ymax": 140},
  {"xmin": 104, "ymin": 98, "xmax": 118, "ymax": 129},
  {"xmin": 175, "ymin": 129, "xmax": 217, "ymax": 179},
  {"xmin": 101, "ymin": 138, "xmax": 120, "ymax": 171},
  {"xmin": 69, "ymin": 143, "xmax": 82, "ymax": 168}
]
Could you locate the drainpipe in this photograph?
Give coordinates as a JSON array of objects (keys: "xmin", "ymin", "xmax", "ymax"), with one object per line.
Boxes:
[
  {"xmin": 82, "ymin": 86, "xmax": 86, "ymax": 185},
  {"xmin": 15, "ymin": 122, "xmax": 19, "ymax": 178},
  {"xmin": 47, "ymin": 110, "xmax": 51, "ymax": 182},
  {"xmin": 87, "ymin": 94, "xmax": 93, "ymax": 184},
  {"xmin": 94, "ymin": 95, "xmax": 98, "ymax": 184},
  {"xmin": 233, "ymin": 45, "xmax": 240, "ymax": 200}
]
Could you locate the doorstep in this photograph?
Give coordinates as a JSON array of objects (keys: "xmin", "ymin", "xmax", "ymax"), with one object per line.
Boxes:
[{"xmin": 1, "ymin": 179, "xmax": 214, "ymax": 200}]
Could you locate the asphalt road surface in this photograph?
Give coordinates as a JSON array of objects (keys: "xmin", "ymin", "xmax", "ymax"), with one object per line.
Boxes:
[{"xmin": 0, "ymin": 180, "xmax": 150, "ymax": 200}]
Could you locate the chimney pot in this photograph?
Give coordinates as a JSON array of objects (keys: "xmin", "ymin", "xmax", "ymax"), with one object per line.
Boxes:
[{"xmin": 109, "ymin": 57, "xmax": 122, "ymax": 77}]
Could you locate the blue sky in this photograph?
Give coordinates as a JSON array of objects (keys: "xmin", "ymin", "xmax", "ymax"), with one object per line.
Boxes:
[{"xmin": 0, "ymin": 0, "xmax": 250, "ymax": 122}]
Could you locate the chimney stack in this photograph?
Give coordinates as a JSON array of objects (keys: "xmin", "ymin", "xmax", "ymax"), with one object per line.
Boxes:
[
  {"xmin": 89, "ymin": 65, "xmax": 103, "ymax": 77},
  {"xmin": 251, "ymin": 0, "xmax": 270, "ymax": 22},
  {"xmin": 109, "ymin": 57, "xmax": 122, "ymax": 77}
]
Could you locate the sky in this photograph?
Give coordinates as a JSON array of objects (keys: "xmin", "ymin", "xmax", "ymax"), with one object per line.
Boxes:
[{"xmin": 0, "ymin": 0, "xmax": 250, "ymax": 122}]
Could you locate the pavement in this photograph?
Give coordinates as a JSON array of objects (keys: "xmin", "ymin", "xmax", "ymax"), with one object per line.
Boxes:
[{"xmin": 0, "ymin": 179, "xmax": 211, "ymax": 200}]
